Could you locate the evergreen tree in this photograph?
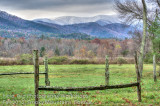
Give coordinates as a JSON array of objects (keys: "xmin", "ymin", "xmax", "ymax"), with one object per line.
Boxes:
[
  {"xmin": 40, "ymin": 47, "xmax": 45, "ymax": 57},
  {"xmin": 149, "ymin": 16, "xmax": 160, "ymax": 81},
  {"xmin": 54, "ymin": 47, "xmax": 60, "ymax": 56},
  {"xmin": 40, "ymin": 35, "xmax": 45, "ymax": 40}
]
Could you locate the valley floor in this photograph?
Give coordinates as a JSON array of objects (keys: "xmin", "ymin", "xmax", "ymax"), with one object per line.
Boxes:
[{"xmin": 0, "ymin": 64, "xmax": 160, "ymax": 105}]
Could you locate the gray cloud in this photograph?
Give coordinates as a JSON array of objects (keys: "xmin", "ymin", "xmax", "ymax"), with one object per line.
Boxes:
[
  {"xmin": 0, "ymin": 0, "xmax": 113, "ymax": 10},
  {"xmin": 0, "ymin": 0, "xmax": 115, "ymax": 19}
]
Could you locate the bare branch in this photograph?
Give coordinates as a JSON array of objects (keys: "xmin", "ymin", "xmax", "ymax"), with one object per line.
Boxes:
[
  {"xmin": 114, "ymin": 0, "xmax": 143, "ymax": 24},
  {"xmin": 114, "ymin": 0, "xmax": 158, "ymax": 27}
]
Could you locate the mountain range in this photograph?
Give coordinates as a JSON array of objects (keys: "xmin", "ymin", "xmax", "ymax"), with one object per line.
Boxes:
[
  {"xmin": 0, "ymin": 10, "xmax": 134, "ymax": 39},
  {"xmin": 33, "ymin": 15, "xmax": 119, "ymax": 25}
]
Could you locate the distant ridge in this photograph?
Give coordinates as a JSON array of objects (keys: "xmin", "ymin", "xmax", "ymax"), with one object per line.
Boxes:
[
  {"xmin": 0, "ymin": 10, "xmax": 134, "ymax": 39},
  {"xmin": 33, "ymin": 15, "xmax": 119, "ymax": 25}
]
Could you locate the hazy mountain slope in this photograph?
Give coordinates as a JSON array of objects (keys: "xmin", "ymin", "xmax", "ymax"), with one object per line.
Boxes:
[
  {"xmin": 63, "ymin": 22, "xmax": 131, "ymax": 39},
  {"xmin": 104, "ymin": 23, "xmax": 133, "ymax": 34},
  {"xmin": 0, "ymin": 10, "xmax": 133, "ymax": 39},
  {"xmin": 0, "ymin": 10, "xmax": 66, "ymax": 37}
]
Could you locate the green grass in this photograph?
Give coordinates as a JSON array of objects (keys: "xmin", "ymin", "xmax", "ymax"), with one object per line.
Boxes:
[{"xmin": 0, "ymin": 64, "xmax": 160, "ymax": 105}]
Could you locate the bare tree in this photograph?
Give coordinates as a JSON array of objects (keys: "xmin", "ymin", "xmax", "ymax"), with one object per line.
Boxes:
[
  {"xmin": 139, "ymin": 0, "xmax": 147, "ymax": 77},
  {"xmin": 114, "ymin": 0, "xmax": 147, "ymax": 77},
  {"xmin": 148, "ymin": 0, "xmax": 160, "ymax": 8},
  {"xmin": 114, "ymin": 0, "xmax": 160, "ymax": 80}
]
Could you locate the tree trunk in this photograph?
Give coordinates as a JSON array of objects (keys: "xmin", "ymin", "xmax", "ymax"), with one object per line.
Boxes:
[
  {"xmin": 151, "ymin": 40, "xmax": 157, "ymax": 82},
  {"xmin": 153, "ymin": 54, "xmax": 157, "ymax": 82},
  {"xmin": 138, "ymin": 0, "xmax": 147, "ymax": 77}
]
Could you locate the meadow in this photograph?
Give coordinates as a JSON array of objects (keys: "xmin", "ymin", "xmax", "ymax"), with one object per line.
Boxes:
[{"xmin": 0, "ymin": 64, "xmax": 160, "ymax": 105}]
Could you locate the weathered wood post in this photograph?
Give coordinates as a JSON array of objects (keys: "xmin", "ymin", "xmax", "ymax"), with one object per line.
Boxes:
[
  {"xmin": 135, "ymin": 51, "xmax": 141, "ymax": 102},
  {"xmin": 159, "ymin": 65, "xmax": 160, "ymax": 76},
  {"xmin": 105, "ymin": 55, "xmax": 109, "ymax": 85},
  {"xmin": 33, "ymin": 50, "xmax": 39, "ymax": 106},
  {"xmin": 44, "ymin": 56, "xmax": 50, "ymax": 86},
  {"xmin": 153, "ymin": 55, "xmax": 157, "ymax": 82}
]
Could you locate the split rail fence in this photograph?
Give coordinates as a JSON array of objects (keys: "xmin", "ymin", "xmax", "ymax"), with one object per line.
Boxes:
[
  {"xmin": 0, "ymin": 50, "xmax": 142, "ymax": 106},
  {"xmin": 0, "ymin": 56, "xmax": 50, "ymax": 86},
  {"xmin": 33, "ymin": 50, "xmax": 141, "ymax": 106}
]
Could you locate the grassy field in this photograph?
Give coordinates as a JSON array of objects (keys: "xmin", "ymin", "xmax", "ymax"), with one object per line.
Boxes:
[{"xmin": 0, "ymin": 64, "xmax": 160, "ymax": 105}]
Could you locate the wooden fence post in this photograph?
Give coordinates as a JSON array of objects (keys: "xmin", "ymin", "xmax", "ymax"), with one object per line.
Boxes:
[
  {"xmin": 159, "ymin": 65, "xmax": 160, "ymax": 76},
  {"xmin": 33, "ymin": 50, "xmax": 39, "ymax": 106},
  {"xmin": 153, "ymin": 54, "xmax": 157, "ymax": 82},
  {"xmin": 105, "ymin": 55, "xmax": 109, "ymax": 85},
  {"xmin": 44, "ymin": 57, "xmax": 50, "ymax": 86},
  {"xmin": 135, "ymin": 51, "xmax": 141, "ymax": 102}
]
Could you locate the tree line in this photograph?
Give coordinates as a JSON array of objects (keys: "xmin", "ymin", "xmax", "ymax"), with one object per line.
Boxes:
[{"xmin": 0, "ymin": 37, "xmax": 143, "ymax": 59}]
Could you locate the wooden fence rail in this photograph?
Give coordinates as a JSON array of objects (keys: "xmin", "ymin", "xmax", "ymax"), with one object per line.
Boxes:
[
  {"xmin": 38, "ymin": 82, "xmax": 139, "ymax": 91},
  {"xmin": 0, "ymin": 72, "xmax": 46, "ymax": 76}
]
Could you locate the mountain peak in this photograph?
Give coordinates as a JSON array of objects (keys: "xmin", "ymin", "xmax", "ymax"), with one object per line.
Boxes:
[{"xmin": 33, "ymin": 15, "xmax": 120, "ymax": 25}]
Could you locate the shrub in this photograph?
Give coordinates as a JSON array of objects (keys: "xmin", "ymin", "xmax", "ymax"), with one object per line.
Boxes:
[
  {"xmin": 121, "ymin": 50, "xmax": 129, "ymax": 57},
  {"xmin": 16, "ymin": 54, "xmax": 32, "ymax": 64},
  {"xmin": 0, "ymin": 59, "xmax": 16, "ymax": 65},
  {"xmin": 117, "ymin": 57, "xmax": 127, "ymax": 65},
  {"xmin": 48, "ymin": 56, "xmax": 68, "ymax": 64},
  {"xmin": 144, "ymin": 52, "xmax": 160, "ymax": 64},
  {"xmin": 70, "ymin": 59, "xmax": 90, "ymax": 64},
  {"xmin": 87, "ymin": 50, "xmax": 95, "ymax": 58},
  {"xmin": 126, "ymin": 58, "xmax": 135, "ymax": 64}
]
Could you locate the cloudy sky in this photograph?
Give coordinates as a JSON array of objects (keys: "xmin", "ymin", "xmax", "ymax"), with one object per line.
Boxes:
[{"xmin": 0, "ymin": 0, "xmax": 116, "ymax": 20}]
